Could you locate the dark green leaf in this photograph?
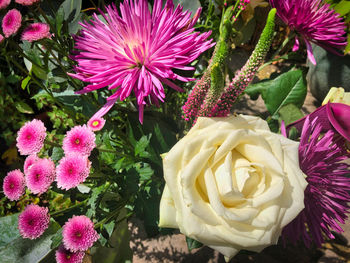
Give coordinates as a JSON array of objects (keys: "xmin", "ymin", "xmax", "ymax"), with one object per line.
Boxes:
[
  {"xmin": 0, "ymin": 213, "xmax": 20, "ymax": 247},
  {"xmin": 186, "ymin": 236, "xmax": 203, "ymax": 251},
  {"xmin": 278, "ymin": 104, "xmax": 304, "ymax": 126},
  {"xmin": 51, "ymin": 147, "xmax": 64, "ymax": 161},
  {"xmin": 135, "ymin": 135, "xmax": 151, "ymax": 157},
  {"xmin": 50, "ymin": 228, "xmax": 63, "ymax": 250},
  {"xmin": 15, "ymin": 101, "xmax": 34, "ymax": 114}
]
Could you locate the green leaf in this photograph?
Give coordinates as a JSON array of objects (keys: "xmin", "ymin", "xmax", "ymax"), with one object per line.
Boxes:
[
  {"xmin": 173, "ymin": 0, "xmax": 200, "ymax": 14},
  {"xmin": 135, "ymin": 135, "xmax": 151, "ymax": 157},
  {"xmin": 245, "ymin": 80, "xmax": 271, "ymax": 100},
  {"xmin": 15, "ymin": 101, "xmax": 34, "ymax": 114},
  {"xmin": 50, "ymin": 147, "xmax": 64, "ymax": 161},
  {"xmin": 50, "ymin": 228, "xmax": 62, "ymax": 250},
  {"xmin": 186, "ymin": 236, "xmax": 203, "ymax": 251},
  {"xmin": 87, "ymin": 185, "xmax": 106, "ymax": 218},
  {"xmin": 278, "ymin": 104, "xmax": 304, "ymax": 126},
  {"xmin": 55, "ymin": 7, "xmax": 65, "ymax": 36},
  {"xmin": 0, "ymin": 213, "xmax": 21, "ymax": 247},
  {"xmin": 21, "ymin": 76, "xmax": 31, "ymax": 90},
  {"xmin": 334, "ymin": 0, "xmax": 350, "ymax": 16}
]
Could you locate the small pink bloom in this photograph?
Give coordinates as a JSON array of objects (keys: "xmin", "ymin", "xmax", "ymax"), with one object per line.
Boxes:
[
  {"xmin": 62, "ymin": 125, "xmax": 96, "ymax": 156},
  {"xmin": 24, "ymin": 154, "xmax": 39, "ymax": 176},
  {"xmin": 0, "ymin": 0, "xmax": 10, "ymax": 10},
  {"xmin": 56, "ymin": 154, "xmax": 91, "ymax": 190},
  {"xmin": 55, "ymin": 245, "xmax": 85, "ymax": 263},
  {"xmin": 15, "ymin": 0, "xmax": 40, "ymax": 6},
  {"xmin": 16, "ymin": 119, "xmax": 46, "ymax": 155},
  {"xmin": 26, "ymin": 158, "xmax": 55, "ymax": 194},
  {"xmin": 87, "ymin": 117, "xmax": 105, "ymax": 132},
  {"xmin": 62, "ymin": 215, "xmax": 99, "ymax": 252},
  {"xmin": 18, "ymin": 204, "xmax": 50, "ymax": 239},
  {"xmin": 21, "ymin": 23, "xmax": 51, "ymax": 42},
  {"xmin": 3, "ymin": 169, "xmax": 25, "ymax": 201},
  {"xmin": 2, "ymin": 9, "xmax": 22, "ymax": 38},
  {"xmin": 0, "ymin": 34, "xmax": 4, "ymax": 43}
]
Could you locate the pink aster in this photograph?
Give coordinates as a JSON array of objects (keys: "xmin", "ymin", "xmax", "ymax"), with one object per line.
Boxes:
[
  {"xmin": 56, "ymin": 245, "xmax": 85, "ymax": 263},
  {"xmin": 26, "ymin": 158, "xmax": 55, "ymax": 194},
  {"xmin": 24, "ymin": 154, "xmax": 39, "ymax": 176},
  {"xmin": 62, "ymin": 125, "xmax": 96, "ymax": 156},
  {"xmin": 2, "ymin": 9, "xmax": 22, "ymax": 38},
  {"xmin": 87, "ymin": 116, "xmax": 105, "ymax": 132},
  {"xmin": 62, "ymin": 215, "xmax": 99, "ymax": 252},
  {"xmin": 270, "ymin": 0, "xmax": 347, "ymax": 65},
  {"xmin": 56, "ymin": 154, "xmax": 91, "ymax": 190},
  {"xmin": 21, "ymin": 23, "xmax": 51, "ymax": 42},
  {"xmin": 18, "ymin": 204, "xmax": 50, "ymax": 239},
  {"xmin": 282, "ymin": 115, "xmax": 350, "ymax": 247},
  {"xmin": 16, "ymin": 119, "xmax": 46, "ymax": 155},
  {"xmin": 3, "ymin": 169, "xmax": 25, "ymax": 201},
  {"xmin": 0, "ymin": 0, "xmax": 10, "ymax": 10},
  {"xmin": 15, "ymin": 0, "xmax": 40, "ymax": 6},
  {"xmin": 69, "ymin": 0, "xmax": 214, "ymax": 123}
]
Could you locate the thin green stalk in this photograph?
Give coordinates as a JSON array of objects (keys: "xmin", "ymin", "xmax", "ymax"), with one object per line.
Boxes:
[{"xmin": 51, "ymin": 200, "xmax": 88, "ymax": 217}]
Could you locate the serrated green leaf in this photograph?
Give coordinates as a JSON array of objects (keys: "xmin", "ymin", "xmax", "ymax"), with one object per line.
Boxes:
[
  {"xmin": 135, "ymin": 135, "xmax": 151, "ymax": 157},
  {"xmin": 186, "ymin": 236, "xmax": 203, "ymax": 251},
  {"xmin": 15, "ymin": 101, "xmax": 34, "ymax": 114},
  {"xmin": 87, "ymin": 185, "xmax": 106, "ymax": 218},
  {"xmin": 51, "ymin": 147, "xmax": 64, "ymax": 161}
]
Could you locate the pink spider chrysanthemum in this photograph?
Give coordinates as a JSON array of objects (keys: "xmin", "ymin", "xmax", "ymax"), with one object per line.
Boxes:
[
  {"xmin": 62, "ymin": 215, "xmax": 99, "ymax": 252},
  {"xmin": 87, "ymin": 116, "xmax": 105, "ymax": 132},
  {"xmin": 15, "ymin": 0, "xmax": 40, "ymax": 6},
  {"xmin": 18, "ymin": 204, "xmax": 50, "ymax": 239},
  {"xmin": 24, "ymin": 154, "xmax": 39, "ymax": 176},
  {"xmin": 69, "ymin": 0, "xmax": 214, "ymax": 123},
  {"xmin": 21, "ymin": 23, "xmax": 51, "ymax": 42},
  {"xmin": 56, "ymin": 154, "xmax": 91, "ymax": 190},
  {"xmin": 269, "ymin": 0, "xmax": 347, "ymax": 65},
  {"xmin": 55, "ymin": 245, "xmax": 85, "ymax": 263},
  {"xmin": 26, "ymin": 158, "xmax": 55, "ymax": 194},
  {"xmin": 0, "ymin": 0, "xmax": 10, "ymax": 10},
  {"xmin": 3, "ymin": 169, "xmax": 26, "ymax": 201},
  {"xmin": 62, "ymin": 125, "xmax": 96, "ymax": 156},
  {"xmin": 16, "ymin": 119, "xmax": 46, "ymax": 155}
]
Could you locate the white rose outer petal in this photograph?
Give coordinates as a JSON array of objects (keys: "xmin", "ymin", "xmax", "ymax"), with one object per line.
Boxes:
[{"xmin": 159, "ymin": 115, "xmax": 307, "ymax": 259}]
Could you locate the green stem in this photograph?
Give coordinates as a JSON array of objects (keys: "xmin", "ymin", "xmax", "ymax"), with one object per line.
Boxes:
[{"xmin": 51, "ymin": 200, "xmax": 87, "ymax": 217}]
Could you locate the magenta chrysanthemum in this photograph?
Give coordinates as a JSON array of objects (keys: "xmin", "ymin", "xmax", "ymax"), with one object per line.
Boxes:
[
  {"xmin": 24, "ymin": 154, "xmax": 39, "ymax": 176},
  {"xmin": 3, "ymin": 169, "xmax": 25, "ymax": 201},
  {"xmin": 0, "ymin": 0, "xmax": 10, "ymax": 10},
  {"xmin": 56, "ymin": 245, "xmax": 85, "ymax": 263},
  {"xmin": 15, "ymin": 0, "xmax": 40, "ymax": 6},
  {"xmin": 2, "ymin": 9, "xmax": 22, "ymax": 38},
  {"xmin": 62, "ymin": 215, "xmax": 99, "ymax": 252},
  {"xmin": 282, "ymin": 116, "xmax": 350, "ymax": 247},
  {"xmin": 62, "ymin": 125, "xmax": 96, "ymax": 156},
  {"xmin": 70, "ymin": 0, "xmax": 214, "ymax": 123},
  {"xmin": 16, "ymin": 119, "xmax": 46, "ymax": 155},
  {"xmin": 26, "ymin": 158, "xmax": 55, "ymax": 194},
  {"xmin": 18, "ymin": 204, "xmax": 50, "ymax": 239},
  {"xmin": 87, "ymin": 116, "xmax": 105, "ymax": 132},
  {"xmin": 56, "ymin": 154, "xmax": 91, "ymax": 190},
  {"xmin": 270, "ymin": 0, "xmax": 347, "ymax": 65},
  {"xmin": 21, "ymin": 23, "xmax": 51, "ymax": 42}
]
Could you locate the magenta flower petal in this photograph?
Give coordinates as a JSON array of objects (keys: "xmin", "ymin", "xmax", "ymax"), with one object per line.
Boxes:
[
  {"xmin": 26, "ymin": 158, "xmax": 56, "ymax": 194},
  {"xmin": 70, "ymin": 0, "xmax": 214, "ymax": 123},
  {"xmin": 24, "ymin": 154, "xmax": 39, "ymax": 176},
  {"xmin": 326, "ymin": 102, "xmax": 350, "ymax": 142},
  {"xmin": 15, "ymin": 0, "xmax": 40, "ymax": 6},
  {"xmin": 16, "ymin": 119, "xmax": 46, "ymax": 155},
  {"xmin": 56, "ymin": 245, "xmax": 85, "ymax": 263},
  {"xmin": 0, "ymin": 0, "xmax": 10, "ymax": 10},
  {"xmin": 2, "ymin": 9, "xmax": 22, "ymax": 38},
  {"xmin": 87, "ymin": 117, "xmax": 105, "ymax": 132},
  {"xmin": 62, "ymin": 215, "xmax": 99, "ymax": 252},
  {"xmin": 21, "ymin": 23, "xmax": 51, "ymax": 42},
  {"xmin": 18, "ymin": 204, "xmax": 50, "ymax": 239},
  {"xmin": 3, "ymin": 169, "xmax": 26, "ymax": 201}
]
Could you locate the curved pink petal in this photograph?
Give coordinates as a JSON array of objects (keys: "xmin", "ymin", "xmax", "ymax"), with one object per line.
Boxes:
[{"xmin": 326, "ymin": 102, "xmax": 350, "ymax": 141}]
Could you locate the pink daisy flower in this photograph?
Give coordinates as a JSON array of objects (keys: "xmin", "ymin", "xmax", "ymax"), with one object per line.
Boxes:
[
  {"xmin": 21, "ymin": 23, "xmax": 51, "ymax": 42},
  {"xmin": 56, "ymin": 154, "xmax": 91, "ymax": 190},
  {"xmin": 3, "ymin": 169, "xmax": 25, "ymax": 201},
  {"xmin": 69, "ymin": 0, "xmax": 214, "ymax": 123},
  {"xmin": 26, "ymin": 158, "xmax": 55, "ymax": 194},
  {"xmin": 18, "ymin": 204, "xmax": 50, "ymax": 239},
  {"xmin": 2, "ymin": 9, "xmax": 22, "ymax": 38},
  {"xmin": 87, "ymin": 116, "xmax": 105, "ymax": 132},
  {"xmin": 16, "ymin": 119, "xmax": 46, "ymax": 156},
  {"xmin": 56, "ymin": 245, "xmax": 85, "ymax": 263},
  {"xmin": 15, "ymin": 0, "xmax": 40, "ymax": 6},
  {"xmin": 24, "ymin": 154, "xmax": 39, "ymax": 176},
  {"xmin": 0, "ymin": 0, "xmax": 10, "ymax": 10},
  {"xmin": 62, "ymin": 215, "xmax": 99, "ymax": 252},
  {"xmin": 270, "ymin": 0, "xmax": 347, "ymax": 65},
  {"xmin": 62, "ymin": 125, "xmax": 96, "ymax": 156}
]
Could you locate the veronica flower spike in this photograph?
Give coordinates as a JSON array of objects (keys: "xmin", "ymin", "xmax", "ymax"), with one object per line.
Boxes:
[
  {"xmin": 269, "ymin": 0, "xmax": 347, "ymax": 64},
  {"xmin": 70, "ymin": 0, "xmax": 214, "ymax": 123}
]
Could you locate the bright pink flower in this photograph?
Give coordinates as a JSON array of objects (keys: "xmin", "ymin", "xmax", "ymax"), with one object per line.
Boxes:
[
  {"xmin": 56, "ymin": 245, "xmax": 85, "ymax": 263},
  {"xmin": 2, "ymin": 9, "xmax": 22, "ymax": 38},
  {"xmin": 18, "ymin": 204, "xmax": 50, "ymax": 239},
  {"xmin": 0, "ymin": 0, "xmax": 10, "ymax": 10},
  {"xmin": 62, "ymin": 215, "xmax": 99, "ymax": 252},
  {"xmin": 70, "ymin": 0, "xmax": 214, "ymax": 123},
  {"xmin": 56, "ymin": 154, "xmax": 91, "ymax": 190},
  {"xmin": 87, "ymin": 116, "xmax": 105, "ymax": 132},
  {"xmin": 62, "ymin": 125, "xmax": 96, "ymax": 156},
  {"xmin": 21, "ymin": 23, "xmax": 50, "ymax": 42},
  {"xmin": 24, "ymin": 154, "xmax": 39, "ymax": 176},
  {"xmin": 3, "ymin": 169, "xmax": 25, "ymax": 201},
  {"xmin": 15, "ymin": 0, "xmax": 40, "ymax": 6},
  {"xmin": 16, "ymin": 119, "xmax": 46, "ymax": 155},
  {"xmin": 26, "ymin": 158, "xmax": 55, "ymax": 194}
]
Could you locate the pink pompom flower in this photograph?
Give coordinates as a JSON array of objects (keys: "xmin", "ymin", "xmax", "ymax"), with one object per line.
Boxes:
[
  {"xmin": 15, "ymin": 0, "xmax": 40, "ymax": 6},
  {"xmin": 21, "ymin": 23, "xmax": 51, "ymax": 42},
  {"xmin": 26, "ymin": 158, "xmax": 55, "ymax": 194},
  {"xmin": 18, "ymin": 204, "xmax": 50, "ymax": 239},
  {"xmin": 56, "ymin": 245, "xmax": 85, "ymax": 263},
  {"xmin": 2, "ymin": 9, "xmax": 22, "ymax": 38},
  {"xmin": 3, "ymin": 169, "xmax": 26, "ymax": 201},
  {"xmin": 62, "ymin": 215, "xmax": 99, "ymax": 252},
  {"xmin": 56, "ymin": 154, "xmax": 91, "ymax": 190},
  {"xmin": 24, "ymin": 154, "xmax": 39, "ymax": 176},
  {"xmin": 62, "ymin": 125, "xmax": 96, "ymax": 156},
  {"xmin": 87, "ymin": 116, "xmax": 105, "ymax": 132},
  {"xmin": 16, "ymin": 119, "xmax": 47, "ymax": 156},
  {"xmin": 0, "ymin": 0, "xmax": 10, "ymax": 10}
]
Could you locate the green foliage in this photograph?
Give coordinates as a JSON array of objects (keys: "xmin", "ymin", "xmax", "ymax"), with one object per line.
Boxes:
[{"xmin": 186, "ymin": 237, "xmax": 203, "ymax": 251}]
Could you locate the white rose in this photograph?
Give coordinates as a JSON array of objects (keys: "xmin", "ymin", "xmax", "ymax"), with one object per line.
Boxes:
[{"xmin": 159, "ymin": 115, "xmax": 307, "ymax": 259}]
